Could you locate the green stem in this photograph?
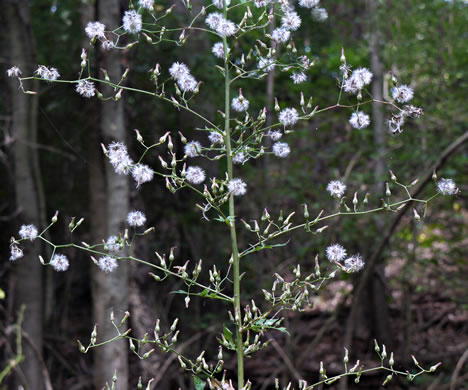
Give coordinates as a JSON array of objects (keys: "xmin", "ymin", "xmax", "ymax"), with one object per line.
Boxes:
[{"xmin": 222, "ymin": 16, "xmax": 244, "ymax": 389}]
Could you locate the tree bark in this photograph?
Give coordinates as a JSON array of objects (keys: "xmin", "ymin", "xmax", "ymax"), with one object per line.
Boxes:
[
  {"xmin": 6, "ymin": 2, "xmax": 44, "ymax": 389},
  {"xmin": 368, "ymin": 0, "xmax": 391, "ymax": 347},
  {"xmin": 90, "ymin": 1, "xmax": 130, "ymax": 388}
]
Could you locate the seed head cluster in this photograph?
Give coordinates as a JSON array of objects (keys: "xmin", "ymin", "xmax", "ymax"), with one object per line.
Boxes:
[
  {"xmin": 98, "ymin": 256, "xmax": 118, "ymax": 273},
  {"xmin": 272, "ymin": 142, "xmax": 291, "ymax": 158},
  {"xmin": 437, "ymin": 178, "xmax": 459, "ymax": 196},
  {"xmin": 349, "ymin": 111, "xmax": 370, "ymax": 129},
  {"xmin": 108, "ymin": 142, "xmax": 134, "ymax": 175},
  {"xmin": 122, "ymin": 10, "xmax": 143, "ymax": 33},
  {"xmin": 206, "ymin": 12, "xmax": 237, "ymax": 37},
  {"xmin": 327, "ymin": 180, "xmax": 346, "ymax": 198},
  {"xmin": 131, "ymin": 164, "xmax": 154, "ymax": 187},
  {"xmin": 10, "ymin": 245, "xmax": 23, "ymax": 261},
  {"xmin": 76, "ymin": 80, "xmax": 96, "ymax": 98},
  {"xmin": 35, "ymin": 65, "xmax": 60, "ymax": 81},
  {"xmin": 85, "ymin": 21, "xmax": 106, "ymax": 39},
  {"xmin": 138, "ymin": 0, "xmax": 154, "ymax": 9},
  {"xmin": 50, "ymin": 254, "xmax": 70, "ymax": 272},
  {"xmin": 169, "ymin": 62, "xmax": 198, "ymax": 92},
  {"xmin": 343, "ymin": 67, "xmax": 373, "ymax": 94},
  {"xmin": 184, "ymin": 141, "xmax": 202, "ymax": 157},
  {"xmin": 279, "ymin": 108, "xmax": 299, "ymax": 126},
  {"xmin": 228, "ymin": 178, "xmax": 247, "ymax": 196},
  {"xmin": 326, "ymin": 244, "xmax": 347, "ymax": 263},
  {"xmin": 19, "ymin": 224, "xmax": 38, "ymax": 241},
  {"xmin": 392, "ymin": 85, "xmax": 414, "ymax": 103},
  {"xmin": 127, "ymin": 211, "xmax": 146, "ymax": 227},
  {"xmin": 185, "ymin": 166, "xmax": 206, "ymax": 185}
]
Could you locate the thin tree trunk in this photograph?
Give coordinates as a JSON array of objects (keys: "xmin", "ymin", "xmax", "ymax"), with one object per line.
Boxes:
[
  {"xmin": 368, "ymin": 0, "xmax": 391, "ymax": 347},
  {"xmin": 6, "ymin": 3, "xmax": 44, "ymax": 390},
  {"xmin": 90, "ymin": 1, "xmax": 130, "ymax": 388}
]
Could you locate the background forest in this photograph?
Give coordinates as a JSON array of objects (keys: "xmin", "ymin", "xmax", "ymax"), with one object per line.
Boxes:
[{"xmin": 1, "ymin": 0, "xmax": 467, "ymax": 389}]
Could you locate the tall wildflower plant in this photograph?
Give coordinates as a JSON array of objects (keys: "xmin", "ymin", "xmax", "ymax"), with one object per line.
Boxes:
[{"xmin": 8, "ymin": 0, "xmax": 457, "ymax": 388}]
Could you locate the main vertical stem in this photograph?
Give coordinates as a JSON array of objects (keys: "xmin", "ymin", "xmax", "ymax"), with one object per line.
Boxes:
[{"xmin": 222, "ymin": 29, "xmax": 244, "ymax": 389}]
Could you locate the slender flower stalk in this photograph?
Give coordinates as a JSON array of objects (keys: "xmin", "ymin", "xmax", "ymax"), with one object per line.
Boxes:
[{"xmin": 222, "ymin": 0, "xmax": 244, "ymax": 386}]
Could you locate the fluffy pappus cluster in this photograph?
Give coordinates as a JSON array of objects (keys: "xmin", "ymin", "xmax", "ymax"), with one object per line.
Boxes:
[
  {"xmin": 205, "ymin": 12, "xmax": 237, "ymax": 37},
  {"xmin": 169, "ymin": 62, "xmax": 198, "ymax": 93},
  {"xmin": 184, "ymin": 141, "xmax": 202, "ymax": 157},
  {"xmin": 138, "ymin": 0, "xmax": 155, "ymax": 9},
  {"xmin": 107, "ymin": 142, "xmax": 134, "ymax": 175},
  {"xmin": 35, "ymin": 65, "xmax": 60, "ymax": 81},
  {"xmin": 185, "ymin": 166, "xmax": 206, "ymax": 185},
  {"xmin": 76, "ymin": 80, "xmax": 96, "ymax": 98},
  {"xmin": 98, "ymin": 256, "xmax": 118, "ymax": 273},
  {"xmin": 122, "ymin": 10, "xmax": 143, "ymax": 33},
  {"xmin": 349, "ymin": 111, "xmax": 370, "ymax": 129},
  {"xmin": 437, "ymin": 178, "xmax": 459, "ymax": 196},
  {"xmin": 127, "ymin": 211, "xmax": 147, "ymax": 227},
  {"xmin": 343, "ymin": 67, "xmax": 373, "ymax": 94},
  {"xmin": 228, "ymin": 178, "xmax": 247, "ymax": 196},
  {"xmin": 131, "ymin": 164, "xmax": 154, "ymax": 187},
  {"xmin": 326, "ymin": 244, "xmax": 365, "ymax": 273},
  {"xmin": 272, "ymin": 142, "xmax": 291, "ymax": 158},
  {"xmin": 279, "ymin": 108, "xmax": 299, "ymax": 127},
  {"xmin": 19, "ymin": 224, "xmax": 38, "ymax": 241},
  {"xmin": 327, "ymin": 180, "xmax": 346, "ymax": 198},
  {"xmin": 85, "ymin": 21, "xmax": 106, "ymax": 40},
  {"xmin": 50, "ymin": 254, "xmax": 70, "ymax": 272}
]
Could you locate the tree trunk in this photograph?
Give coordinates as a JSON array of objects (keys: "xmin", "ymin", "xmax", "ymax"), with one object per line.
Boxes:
[
  {"xmin": 90, "ymin": 1, "xmax": 130, "ymax": 388},
  {"xmin": 368, "ymin": 0, "xmax": 391, "ymax": 347},
  {"xmin": 6, "ymin": 3, "xmax": 44, "ymax": 390}
]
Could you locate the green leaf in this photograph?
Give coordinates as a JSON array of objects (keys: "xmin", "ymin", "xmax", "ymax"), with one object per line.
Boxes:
[
  {"xmin": 223, "ymin": 324, "xmax": 233, "ymax": 343},
  {"xmin": 170, "ymin": 290, "xmax": 188, "ymax": 295},
  {"xmin": 194, "ymin": 376, "xmax": 206, "ymax": 390}
]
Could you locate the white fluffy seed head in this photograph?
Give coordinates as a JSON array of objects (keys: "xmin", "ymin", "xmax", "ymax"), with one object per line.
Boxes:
[
  {"xmin": 291, "ymin": 72, "xmax": 307, "ymax": 84},
  {"xmin": 272, "ymin": 142, "xmax": 291, "ymax": 158},
  {"xmin": 267, "ymin": 130, "xmax": 283, "ymax": 141},
  {"xmin": 76, "ymin": 80, "xmax": 96, "ymax": 98},
  {"xmin": 85, "ymin": 21, "xmax": 106, "ymax": 39},
  {"xmin": 185, "ymin": 166, "xmax": 206, "ymax": 185},
  {"xmin": 108, "ymin": 142, "xmax": 134, "ymax": 175},
  {"xmin": 279, "ymin": 108, "xmax": 299, "ymax": 126},
  {"xmin": 326, "ymin": 244, "xmax": 347, "ymax": 262},
  {"xmin": 50, "ymin": 253, "xmax": 70, "ymax": 272},
  {"xmin": 10, "ymin": 245, "xmax": 24, "ymax": 261},
  {"xmin": 327, "ymin": 180, "xmax": 346, "ymax": 198},
  {"xmin": 212, "ymin": 42, "xmax": 227, "ymax": 59},
  {"xmin": 106, "ymin": 235, "xmax": 121, "ymax": 254},
  {"xmin": 228, "ymin": 178, "xmax": 247, "ymax": 196},
  {"xmin": 272, "ymin": 27, "xmax": 291, "ymax": 43},
  {"xmin": 344, "ymin": 254, "xmax": 365, "ymax": 273},
  {"xmin": 437, "ymin": 178, "xmax": 459, "ymax": 195},
  {"xmin": 208, "ymin": 131, "xmax": 224, "ymax": 144},
  {"xmin": 281, "ymin": 11, "xmax": 302, "ymax": 31},
  {"xmin": 298, "ymin": 0, "xmax": 320, "ymax": 8},
  {"xmin": 98, "ymin": 256, "xmax": 118, "ymax": 273},
  {"xmin": 127, "ymin": 210, "xmax": 146, "ymax": 227},
  {"xmin": 349, "ymin": 111, "xmax": 370, "ymax": 129},
  {"xmin": 138, "ymin": 0, "xmax": 155, "ymax": 9},
  {"xmin": 131, "ymin": 164, "xmax": 154, "ymax": 187},
  {"xmin": 392, "ymin": 85, "xmax": 414, "ymax": 103},
  {"xmin": 232, "ymin": 96, "xmax": 249, "ymax": 112},
  {"xmin": 19, "ymin": 224, "xmax": 38, "ymax": 241},
  {"xmin": 184, "ymin": 141, "xmax": 202, "ymax": 157},
  {"xmin": 122, "ymin": 10, "xmax": 142, "ymax": 33},
  {"xmin": 35, "ymin": 65, "xmax": 60, "ymax": 81}
]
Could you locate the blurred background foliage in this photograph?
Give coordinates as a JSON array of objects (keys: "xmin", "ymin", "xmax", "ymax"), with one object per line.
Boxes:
[{"xmin": 1, "ymin": 0, "xmax": 467, "ymax": 389}]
